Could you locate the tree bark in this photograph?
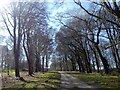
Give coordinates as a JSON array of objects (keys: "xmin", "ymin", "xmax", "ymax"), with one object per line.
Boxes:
[
  {"xmin": 35, "ymin": 54, "xmax": 40, "ymax": 72},
  {"xmin": 42, "ymin": 56, "xmax": 45, "ymax": 72},
  {"xmin": 95, "ymin": 44, "xmax": 110, "ymax": 74}
]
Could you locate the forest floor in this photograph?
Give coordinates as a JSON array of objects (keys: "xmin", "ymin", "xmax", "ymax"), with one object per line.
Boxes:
[
  {"xmin": 1, "ymin": 70, "xmax": 120, "ymax": 90},
  {"xmin": 1, "ymin": 71, "xmax": 61, "ymax": 90}
]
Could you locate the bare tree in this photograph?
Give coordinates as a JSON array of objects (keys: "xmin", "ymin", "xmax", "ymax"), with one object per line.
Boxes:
[{"xmin": 1, "ymin": 2, "xmax": 28, "ymax": 77}]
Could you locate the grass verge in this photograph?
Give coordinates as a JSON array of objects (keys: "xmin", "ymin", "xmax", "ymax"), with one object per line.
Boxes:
[{"xmin": 65, "ymin": 71, "xmax": 120, "ymax": 89}]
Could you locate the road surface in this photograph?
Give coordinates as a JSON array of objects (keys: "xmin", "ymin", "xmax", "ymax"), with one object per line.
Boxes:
[{"xmin": 58, "ymin": 71, "xmax": 97, "ymax": 90}]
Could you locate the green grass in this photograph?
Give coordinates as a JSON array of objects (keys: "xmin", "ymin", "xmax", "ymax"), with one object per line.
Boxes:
[
  {"xmin": 2, "ymin": 69, "xmax": 15, "ymax": 75},
  {"xmin": 66, "ymin": 71, "xmax": 120, "ymax": 89},
  {"xmin": 2, "ymin": 71, "xmax": 61, "ymax": 90}
]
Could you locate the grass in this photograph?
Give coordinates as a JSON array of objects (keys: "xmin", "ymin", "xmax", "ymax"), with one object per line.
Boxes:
[
  {"xmin": 2, "ymin": 71, "xmax": 61, "ymax": 90},
  {"xmin": 1, "ymin": 69, "xmax": 15, "ymax": 76},
  {"xmin": 65, "ymin": 71, "xmax": 120, "ymax": 89}
]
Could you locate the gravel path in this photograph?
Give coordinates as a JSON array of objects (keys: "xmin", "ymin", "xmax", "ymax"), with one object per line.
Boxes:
[{"xmin": 58, "ymin": 71, "xmax": 97, "ymax": 90}]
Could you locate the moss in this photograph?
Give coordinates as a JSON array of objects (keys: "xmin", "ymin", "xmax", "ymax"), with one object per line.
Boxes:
[{"xmin": 24, "ymin": 83, "xmax": 37, "ymax": 88}]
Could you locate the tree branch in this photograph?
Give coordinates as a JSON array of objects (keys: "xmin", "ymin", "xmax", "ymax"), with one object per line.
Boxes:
[
  {"xmin": 1, "ymin": 13, "xmax": 14, "ymax": 38},
  {"xmin": 74, "ymin": 0, "xmax": 120, "ymax": 28}
]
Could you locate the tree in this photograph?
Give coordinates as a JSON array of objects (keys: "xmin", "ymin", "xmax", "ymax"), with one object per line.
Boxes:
[
  {"xmin": 55, "ymin": 10, "xmax": 117, "ymax": 74},
  {"xmin": 74, "ymin": 0, "xmax": 120, "ymax": 27},
  {"xmin": 1, "ymin": 2, "xmax": 27, "ymax": 77},
  {"xmin": 22, "ymin": 2, "xmax": 49, "ymax": 75}
]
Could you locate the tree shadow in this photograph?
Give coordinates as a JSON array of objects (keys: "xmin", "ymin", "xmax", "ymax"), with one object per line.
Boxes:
[{"xmin": 2, "ymin": 72, "xmax": 61, "ymax": 90}]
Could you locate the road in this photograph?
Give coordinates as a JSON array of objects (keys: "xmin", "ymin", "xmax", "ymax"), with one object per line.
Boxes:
[{"xmin": 58, "ymin": 71, "xmax": 97, "ymax": 90}]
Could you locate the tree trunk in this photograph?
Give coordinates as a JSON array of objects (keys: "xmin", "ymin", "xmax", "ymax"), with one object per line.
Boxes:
[
  {"xmin": 42, "ymin": 56, "xmax": 44, "ymax": 72},
  {"xmin": 65, "ymin": 55, "xmax": 69, "ymax": 71},
  {"xmin": 106, "ymin": 28, "xmax": 120, "ymax": 73},
  {"xmin": 95, "ymin": 44, "xmax": 110, "ymax": 74},
  {"xmin": 71, "ymin": 60, "xmax": 76, "ymax": 71},
  {"xmin": 76, "ymin": 59, "xmax": 82, "ymax": 72},
  {"xmin": 28, "ymin": 45, "xmax": 34, "ymax": 76},
  {"xmin": 91, "ymin": 58, "xmax": 96, "ymax": 72},
  {"xmin": 94, "ymin": 50, "xmax": 100, "ymax": 73},
  {"xmin": 59, "ymin": 61, "xmax": 62, "ymax": 71},
  {"xmin": 90, "ymin": 44, "xmax": 100, "ymax": 73},
  {"xmin": 86, "ymin": 49, "xmax": 92, "ymax": 73},
  {"xmin": 45, "ymin": 53, "xmax": 48, "ymax": 71},
  {"xmin": 14, "ymin": 52, "xmax": 20, "ymax": 77},
  {"xmin": 83, "ymin": 48, "xmax": 92, "ymax": 73},
  {"xmin": 14, "ymin": 34, "xmax": 20, "ymax": 77},
  {"xmin": 35, "ymin": 54, "xmax": 40, "ymax": 72}
]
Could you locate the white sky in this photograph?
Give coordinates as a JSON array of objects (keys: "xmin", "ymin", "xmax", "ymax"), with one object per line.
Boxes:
[
  {"xmin": 0, "ymin": 0, "xmax": 11, "ymax": 41},
  {"xmin": 0, "ymin": 0, "xmax": 11, "ymax": 8}
]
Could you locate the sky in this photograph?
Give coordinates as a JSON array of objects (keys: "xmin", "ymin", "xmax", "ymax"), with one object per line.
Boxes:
[
  {"xmin": 0, "ymin": 0, "xmax": 84, "ymax": 68},
  {"xmin": 0, "ymin": 0, "xmax": 83, "ymax": 45},
  {"xmin": 0, "ymin": 0, "xmax": 11, "ymax": 38},
  {"xmin": 0, "ymin": 0, "xmax": 119, "ymax": 67},
  {"xmin": 1, "ymin": 0, "xmax": 113, "ymax": 45}
]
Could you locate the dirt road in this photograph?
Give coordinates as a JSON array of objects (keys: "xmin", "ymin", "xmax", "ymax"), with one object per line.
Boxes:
[{"xmin": 59, "ymin": 71, "xmax": 97, "ymax": 90}]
